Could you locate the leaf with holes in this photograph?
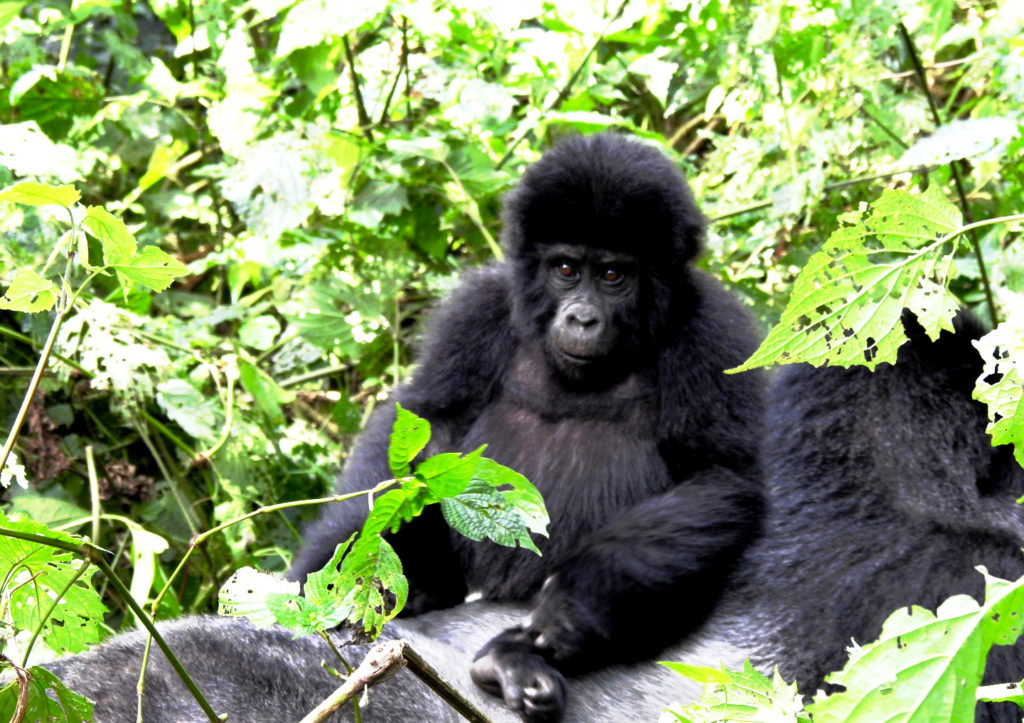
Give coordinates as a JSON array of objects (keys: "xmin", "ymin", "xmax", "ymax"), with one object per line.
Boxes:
[
  {"xmin": 0, "ymin": 268, "xmax": 58, "ymax": 312},
  {"xmin": 973, "ymin": 315, "xmax": 1024, "ymax": 466},
  {"xmin": 808, "ymin": 569, "xmax": 1024, "ymax": 723},
  {"xmin": 731, "ymin": 186, "xmax": 963, "ymax": 372}
]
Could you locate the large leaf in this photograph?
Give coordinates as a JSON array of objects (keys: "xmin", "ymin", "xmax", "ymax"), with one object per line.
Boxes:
[
  {"xmin": 732, "ymin": 186, "xmax": 963, "ymax": 372},
  {"xmin": 808, "ymin": 569, "xmax": 1024, "ymax": 723},
  {"xmin": 0, "ymin": 512, "xmax": 106, "ymax": 655}
]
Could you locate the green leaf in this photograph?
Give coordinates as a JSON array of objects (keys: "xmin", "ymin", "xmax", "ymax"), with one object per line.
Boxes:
[
  {"xmin": 664, "ymin": 659, "xmax": 809, "ymax": 723},
  {"xmin": 732, "ymin": 186, "xmax": 963, "ymax": 372},
  {"xmin": 155, "ymin": 379, "xmax": 219, "ymax": 440},
  {"xmin": 388, "ymin": 404, "xmax": 431, "ymax": 478},
  {"xmin": 218, "ymin": 565, "xmax": 305, "ymax": 628},
  {"xmin": 239, "ymin": 314, "xmax": 282, "ymax": 351},
  {"xmin": 0, "ymin": 511, "xmax": 106, "ymax": 655},
  {"xmin": 109, "ymin": 246, "xmax": 188, "ymax": 292},
  {"xmin": 0, "ymin": 665, "xmax": 94, "ymax": 723},
  {"xmin": 660, "ymin": 662, "xmax": 732, "ymax": 684},
  {"xmin": 0, "ymin": 181, "xmax": 79, "ymax": 208},
  {"xmin": 808, "ymin": 569, "xmax": 1024, "ymax": 723},
  {"xmin": 337, "ymin": 536, "xmax": 407, "ymax": 634},
  {"xmin": 414, "ymin": 447, "xmax": 484, "ymax": 499},
  {"xmin": 0, "ymin": 268, "xmax": 58, "ymax": 312},
  {"xmin": 472, "ymin": 458, "xmax": 549, "ymax": 538},
  {"xmin": 238, "ymin": 359, "xmax": 295, "ymax": 428},
  {"xmin": 441, "ymin": 479, "xmax": 540, "ymax": 554},
  {"xmin": 82, "ymin": 206, "xmax": 136, "ymax": 266},
  {"xmin": 973, "ymin": 316, "xmax": 1024, "ymax": 467}
]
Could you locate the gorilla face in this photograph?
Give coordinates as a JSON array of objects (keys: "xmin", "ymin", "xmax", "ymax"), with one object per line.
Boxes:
[{"xmin": 540, "ymin": 244, "xmax": 639, "ymax": 379}]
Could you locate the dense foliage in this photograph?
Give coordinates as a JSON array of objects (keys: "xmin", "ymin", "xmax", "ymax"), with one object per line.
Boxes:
[{"xmin": 0, "ymin": 0, "xmax": 1022, "ymax": 720}]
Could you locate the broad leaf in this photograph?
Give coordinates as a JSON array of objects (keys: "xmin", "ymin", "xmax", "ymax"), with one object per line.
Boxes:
[
  {"xmin": 808, "ymin": 569, "xmax": 1024, "ymax": 723},
  {"xmin": 0, "ymin": 512, "xmax": 106, "ymax": 655},
  {"xmin": 82, "ymin": 206, "xmax": 135, "ymax": 266},
  {"xmin": 109, "ymin": 246, "xmax": 188, "ymax": 292},
  {"xmin": 732, "ymin": 186, "xmax": 963, "ymax": 372},
  {"xmin": 0, "ymin": 665, "xmax": 93, "ymax": 723}
]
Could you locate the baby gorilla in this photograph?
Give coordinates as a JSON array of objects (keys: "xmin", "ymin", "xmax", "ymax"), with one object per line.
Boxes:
[{"xmin": 288, "ymin": 133, "xmax": 765, "ymax": 719}]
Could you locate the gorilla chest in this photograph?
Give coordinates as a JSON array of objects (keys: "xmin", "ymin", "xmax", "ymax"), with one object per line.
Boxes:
[{"xmin": 452, "ymin": 360, "xmax": 669, "ymax": 598}]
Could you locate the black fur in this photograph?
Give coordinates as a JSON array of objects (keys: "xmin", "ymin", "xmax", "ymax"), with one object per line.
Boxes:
[
  {"xmin": 289, "ymin": 133, "xmax": 765, "ymax": 719},
  {"xmin": 722, "ymin": 310, "xmax": 1024, "ymax": 721}
]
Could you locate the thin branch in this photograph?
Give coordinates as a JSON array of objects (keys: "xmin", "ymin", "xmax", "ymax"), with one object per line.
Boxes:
[
  {"xmin": 343, "ymin": 37, "xmax": 374, "ymax": 142},
  {"xmin": 301, "ymin": 640, "xmax": 406, "ymax": 723},
  {"xmin": 896, "ymin": 20, "xmax": 997, "ymax": 326},
  {"xmin": 403, "ymin": 644, "xmax": 491, "ymax": 723}
]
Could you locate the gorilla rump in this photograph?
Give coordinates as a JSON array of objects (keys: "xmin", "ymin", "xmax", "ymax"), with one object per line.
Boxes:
[
  {"xmin": 288, "ymin": 132, "xmax": 766, "ymax": 718},
  {"xmin": 715, "ymin": 310, "xmax": 1024, "ymax": 722}
]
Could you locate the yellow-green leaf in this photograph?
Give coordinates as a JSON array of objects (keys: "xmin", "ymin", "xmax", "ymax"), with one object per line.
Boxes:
[
  {"xmin": 83, "ymin": 206, "xmax": 136, "ymax": 266},
  {"xmin": 0, "ymin": 181, "xmax": 79, "ymax": 208},
  {"xmin": 110, "ymin": 246, "xmax": 188, "ymax": 292},
  {"xmin": 0, "ymin": 268, "xmax": 58, "ymax": 312}
]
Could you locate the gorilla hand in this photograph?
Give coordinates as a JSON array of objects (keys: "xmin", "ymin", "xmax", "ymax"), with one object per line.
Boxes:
[{"xmin": 471, "ymin": 627, "xmax": 567, "ymax": 722}]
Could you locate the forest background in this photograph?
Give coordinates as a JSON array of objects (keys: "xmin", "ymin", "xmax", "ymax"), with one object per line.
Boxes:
[{"xmin": 0, "ymin": 0, "xmax": 1023, "ymax": 719}]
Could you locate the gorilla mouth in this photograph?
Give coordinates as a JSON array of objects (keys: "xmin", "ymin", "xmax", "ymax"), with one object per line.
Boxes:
[{"xmin": 555, "ymin": 348, "xmax": 600, "ymax": 365}]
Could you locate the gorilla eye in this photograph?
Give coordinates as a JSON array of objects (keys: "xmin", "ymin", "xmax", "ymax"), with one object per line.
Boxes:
[
  {"xmin": 602, "ymin": 268, "xmax": 624, "ymax": 283},
  {"xmin": 554, "ymin": 262, "xmax": 578, "ymax": 279}
]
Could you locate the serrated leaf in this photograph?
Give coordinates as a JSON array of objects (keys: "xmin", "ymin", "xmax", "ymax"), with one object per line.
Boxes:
[
  {"xmin": 0, "ymin": 665, "xmax": 94, "ymax": 723},
  {"xmin": 0, "ymin": 511, "xmax": 106, "ymax": 655},
  {"xmin": 732, "ymin": 186, "xmax": 963, "ymax": 372},
  {"xmin": 0, "ymin": 181, "xmax": 79, "ymax": 207},
  {"xmin": 973, "ymin": 316, "xmax": 1024, "ymax": 467},
  {"xmin": 473, "ymin": 458, "xmax": 549, "ymax": 537},
  {"xmin": 414, "ymin": 447, "xmax": 484, "ymax": 499},
  {"xmin": 109, "ymin": 246, "xmax": 188, "ymax": 292},
  {"xmin": 337, "ymin": 536, "xmax": 407, "ymax": 634},
  {"xmin": 362, "ymin": 487, "xmax": 429, "ymax": 538},
  {"xmin": 0, "ymin": 268, "xmax": 57, "ymax": 312},
  {"xmin": 82, "ymin": 206, "xmax": 136, "ymax": 266},
  {"xmin": 664, "ymin": 660, "xmax": 809, "ymax": 723},
  {"xmin": 388, "ymin": 404, "xmax": 430, "ymax": 478},
  {"xmin": 441, "ymin": 479, "xmax": 540, "ymax": 554},
  {"xmin": 808, "ymin": 569, "xmax": 1024, "ymax": 723}
]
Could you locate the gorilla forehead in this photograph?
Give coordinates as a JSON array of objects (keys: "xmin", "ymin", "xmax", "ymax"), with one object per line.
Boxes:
[{"xmin": 501, "ymin": 133, "xmax": 705, "ymax": 264}]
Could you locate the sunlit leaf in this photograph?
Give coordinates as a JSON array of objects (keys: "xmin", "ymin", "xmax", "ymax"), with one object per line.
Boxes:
[
  {"xmin": 0, "ymin": 181, "xmax": 79, "ymax": 208},
  {"xmin": 0, "ymin": 268, "xmax": 58, "ymax": 312}
]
